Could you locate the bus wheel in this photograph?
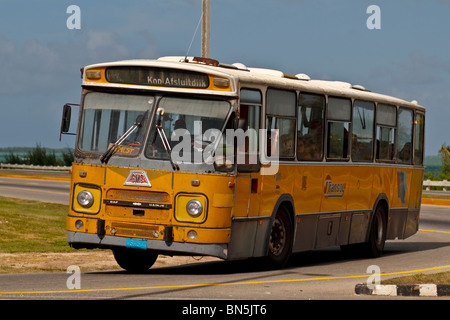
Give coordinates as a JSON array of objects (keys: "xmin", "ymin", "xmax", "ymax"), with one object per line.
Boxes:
[
  {"xmin": 267, "ymin": 206, "xmax": 293, "ymax": 268},
  {"xmin": 112, "ymin": 248, "xmax": 158, "ymax": 273},
  {"xmin": 366, "ymin": 205, "xmax": 387, "ymax": 258}
]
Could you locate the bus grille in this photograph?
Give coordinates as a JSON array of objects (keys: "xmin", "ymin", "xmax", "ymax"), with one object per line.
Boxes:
[
  {"xmin": 106, "ymin": 189, "xmax": 170, "ymax": 202},
  {"xmin": 111, "ymin": 222, "xmax": 159, "ymax": 239}
]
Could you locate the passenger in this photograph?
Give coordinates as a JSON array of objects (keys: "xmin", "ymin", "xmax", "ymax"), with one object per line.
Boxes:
[{"xmin": 399, "ymin": 142, "xmax": 412, "ymax": 162}]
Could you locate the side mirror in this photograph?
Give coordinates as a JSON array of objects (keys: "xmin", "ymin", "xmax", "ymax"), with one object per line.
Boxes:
[
  {"xmin": 61, "ymin": 104, "xmax": 72, "ymax": 133},
  {"xmin": 60, "ymin": 103, "xmax": 79, "ymax": 141}
]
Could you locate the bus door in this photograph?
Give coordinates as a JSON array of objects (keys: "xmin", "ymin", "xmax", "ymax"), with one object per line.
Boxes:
[{"xmin": 228, "ymin": 89, "xmax": 262, "ymax": 259}]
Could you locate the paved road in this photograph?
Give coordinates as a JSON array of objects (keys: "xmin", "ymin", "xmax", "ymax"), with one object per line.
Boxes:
[
  {"xmin": 0, "ymin": 205, "xmax": 448, "ymax": 303},
  {"xmin": 0, "ymin": 176, "xmax": 70, "ymax": 204}
]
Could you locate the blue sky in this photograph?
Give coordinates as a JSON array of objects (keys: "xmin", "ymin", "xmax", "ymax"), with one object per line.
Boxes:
[{"xmin": 0, "ymin": 0, "xmax": 449, "ymax": 155}]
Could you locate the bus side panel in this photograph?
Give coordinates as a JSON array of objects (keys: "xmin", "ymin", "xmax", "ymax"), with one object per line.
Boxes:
[
  {"xmin": 347, "ymin": 166, "xmax": 374, "ymax": 211},
  {"xmin": 228, "ymin": 220, "xmax": 258, "ymax": 260},
  {"xmin": 409, "ymin": 168, "xmax": 424, "ymax": 210},
  {"xmin": 292, "ymin": 164, "xmax": 323, "ymax": 252},
  {"xmin": 315, "ymin": 213, "xmax": 341, "ymax": 248},
  {"xmin": 229, "ymin": 171, "xmax": 279, "ymax": 260},
  {"xmin": 293, "ymin": 164, "xmax": 323, "ymax": 214},
  {"xmin": 347, "ymin": 212, "xmax": 371, "ymax": 244},
  {"xmin": 321, "ymin": 165, "xmax": 349, "ymax": 213},
  {"xmin": 387, "ymin": 167, "xmax": 415, "ymax": 240},
  {"xmin": 404, "ymin": 168, "xmax": 423, "ymax": 238},
  {"xmin": 293, "ymin": 214, "xmax": 318, "ymax": 252},
  {"xmin": 372, "ymin": 166, "xmax": 395, "ymax": 210}
]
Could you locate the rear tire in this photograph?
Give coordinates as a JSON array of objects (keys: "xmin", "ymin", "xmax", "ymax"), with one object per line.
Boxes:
[
  {"xmin": 112, "ymin": 248, "xmax": 158, "ymax": 273},
  {"xmin": 266, "ymin": 206, "xmax": 293, "ymax": 268},
  {"xmin": 365, "ymin": 205, "xmax": 387, "ymax": 258}
]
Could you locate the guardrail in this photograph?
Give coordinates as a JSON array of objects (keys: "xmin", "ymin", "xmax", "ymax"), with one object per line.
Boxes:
[
  {"xmin": 423, "ymin": 179, "xmax": 449, "ymax": 192},
  {"xmin": 0, "ymin": 164, "xmax": 71, "ymax": 171},
  {"xmin": 1, "ymin": 163, "xmax": 449, "ymax": 191}
]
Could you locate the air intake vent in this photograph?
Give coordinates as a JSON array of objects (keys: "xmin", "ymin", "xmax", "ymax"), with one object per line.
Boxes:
[
  {"xmin": 352, "ymin": 84, "xmax": 369, "ymax": 91},
  {"xmin": 295, "ymin": 73, "xmax": 311, "ymax": 81}
]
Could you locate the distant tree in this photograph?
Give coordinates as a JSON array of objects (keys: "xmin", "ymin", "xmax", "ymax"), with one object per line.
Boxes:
[
  {"xmin": 5, "ymin": 152, "xmax": 24, "ymax": 164},
  {"xmin": 4, "ymin": 145, "xmax": 74, "ymax": 167},
  {"xmin": 439, "ymin": 144, "xmax": 450, "ymax": 180},
  {"xmin": 26, "ymin": 143, "xmax": 58, "ymax": 166},
  {"xmin": 61, "ymin": 148, "xmax": 74, "ymax": 166}
]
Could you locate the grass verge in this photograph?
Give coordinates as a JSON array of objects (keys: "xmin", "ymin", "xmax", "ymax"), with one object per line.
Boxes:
[
  {"xmin": 0, "ymin": 196, "xmax": 71, "ymax": 253},
  {"xmin": 382, "ymin": 272, "xmax": 450, "ymax": 285}
]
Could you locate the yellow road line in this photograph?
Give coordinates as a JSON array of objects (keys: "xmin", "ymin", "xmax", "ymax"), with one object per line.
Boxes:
[
  {"xmin": 1, "ymin": 265, "xmax": 449, "ymax": 295},
  {"xmin": 419, "ymin": 228, "xmax": 450, "ymax": 234},
  {"xmin": 421, "ymin": 198, "xmax": 450, "ymax": 206}
]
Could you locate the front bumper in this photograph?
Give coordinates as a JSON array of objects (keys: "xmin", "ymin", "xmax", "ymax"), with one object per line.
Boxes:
[{"xmin": 67, "ymin": 231, "xmax": 228, "ymax": 259}]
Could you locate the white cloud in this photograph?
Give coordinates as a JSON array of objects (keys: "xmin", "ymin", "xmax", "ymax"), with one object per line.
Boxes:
[{"xmin": 86, "ymin": 30, "xmax": 129, "ymax": 62}]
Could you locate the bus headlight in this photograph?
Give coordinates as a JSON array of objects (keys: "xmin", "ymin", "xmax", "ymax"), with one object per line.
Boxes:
[
  {"xmin": 186, "ymin": 200, "xmax": 203, "ymax": 217},
  {"xmin": 77, "ymin": 190, "xmax": 94, "ymax": 208},
  {"xmin": 175, "ymin": 193, "xmax": 207, "ymax": 223},
  {"xmin": 73, "ymin": 184, "xmax": 101, "ymax": 214}
]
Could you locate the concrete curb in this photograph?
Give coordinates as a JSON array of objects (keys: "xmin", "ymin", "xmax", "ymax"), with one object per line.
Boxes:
[{"xmin": 355, "ymin": 284, "xmax": 450, "ymax": 297}]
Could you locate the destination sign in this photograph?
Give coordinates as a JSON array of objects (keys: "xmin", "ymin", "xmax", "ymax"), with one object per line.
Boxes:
[{"xmin": 105, "ymin": 66, "xmax": 210, "ymax": 89}]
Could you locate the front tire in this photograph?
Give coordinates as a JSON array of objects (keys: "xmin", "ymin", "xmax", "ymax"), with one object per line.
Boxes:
[
  {"xmin": 266, "ymin": 206, "xmax": 293, "ymax": 268},
  {"xmin": 112, "ymin": 248, "xmax": 158, "ymax": 273}
]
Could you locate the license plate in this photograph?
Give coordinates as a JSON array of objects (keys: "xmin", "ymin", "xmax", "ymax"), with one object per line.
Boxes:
[{"xmin": 126, "ymin": 238, "xmax": 147, "ymax": 250}]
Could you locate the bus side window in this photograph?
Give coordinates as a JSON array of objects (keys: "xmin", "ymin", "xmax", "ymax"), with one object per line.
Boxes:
[
  {"xmin": 326, "ymin": 97, "xmax": 351, "ymax": 160},
  {"xmin": 397, "ymin": 108, "xmax": 413, "ymax": 164},
  {"xmin": 414, "ymin": 112, "xmax": 425, "ymax": 165},
  {"xmin": 352, "ymin": 100, "xmax": 375, "ymax": 162},
  {"xmin": 376, "ymin": 104, "xmax": 396, "ymax": 162},
  {"xmin": 237, "ymin": 89, "xmax": 262, "ymax": 172},
  {"xmin": 297, "ymin": 93, "xmax": 325, "ymax": 160},
  {"xmin": 266, "ymin": 88, "xmax": 296, "ymax": 159}
]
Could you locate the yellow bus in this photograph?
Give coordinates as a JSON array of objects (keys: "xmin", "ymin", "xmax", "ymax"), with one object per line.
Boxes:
[{"xmin": 61, "ymin": 56, "xmax": 425, "ymax": 271}]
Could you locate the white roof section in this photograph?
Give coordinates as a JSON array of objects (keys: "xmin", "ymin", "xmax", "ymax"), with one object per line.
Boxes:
[{"xmin": 82, "ymin": 56, "xmax": 424, "ymax": 110}]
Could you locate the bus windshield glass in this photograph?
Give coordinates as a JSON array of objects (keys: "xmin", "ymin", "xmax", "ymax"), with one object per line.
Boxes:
[
  {"xmin": 79, "ymin": 92, "xmax": 153, "ymax": 154},
  {"xmin": 145, "ymin": 97, "xmax": 231, "ymax": 162}
]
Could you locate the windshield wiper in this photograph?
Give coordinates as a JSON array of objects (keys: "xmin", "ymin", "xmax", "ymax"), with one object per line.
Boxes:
[
  {"xmin": 100, "ymin": 113, "xmax": 146, "ymax": 165},
  {"xmin": 153, "ymin": 107, "xmax": 179, "ymax": 170}
]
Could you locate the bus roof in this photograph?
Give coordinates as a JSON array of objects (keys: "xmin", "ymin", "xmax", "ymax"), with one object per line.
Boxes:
[{"xmin": 82, "ymin": 56, "xmax": 425, "ymax": 111}]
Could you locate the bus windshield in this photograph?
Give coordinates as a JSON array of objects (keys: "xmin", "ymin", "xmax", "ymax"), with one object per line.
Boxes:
[
  {"xmin": 79, "ymin": 92, "xmax": 153, "ymax": 154},
  {"xmin": 78, "ymin": 92, "xmax": 232, "ymax": 164},
  {"xmin": 145, "ymin": 97, "xmax": 231, "ymax": 162}
]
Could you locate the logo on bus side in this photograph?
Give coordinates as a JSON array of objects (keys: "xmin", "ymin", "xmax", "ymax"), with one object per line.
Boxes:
[
  {"xmin": 124, "ymin": 170, "xmax": 151, "ymax": 187},
  {"xmin": 324, "ymin": 175, "xmax": 346, "ymax": 198}
]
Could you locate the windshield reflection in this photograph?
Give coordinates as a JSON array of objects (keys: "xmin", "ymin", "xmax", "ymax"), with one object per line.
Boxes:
[
  {"xmin": 145, "ymin": 97, "xmax": 231, "ymax": 162},
  {"xmin": 79, "ymin": 92, "xmax": 153, "ymax": 155}
]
